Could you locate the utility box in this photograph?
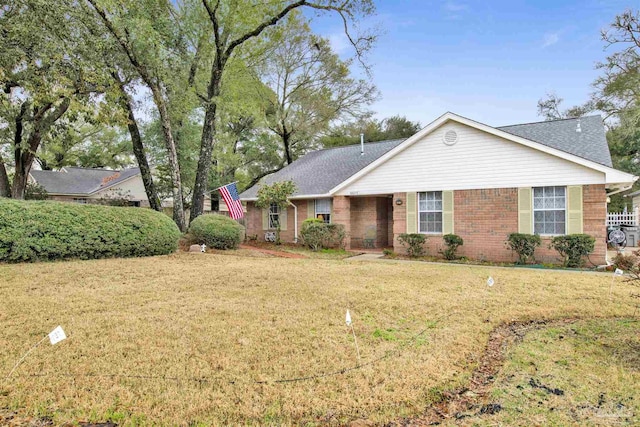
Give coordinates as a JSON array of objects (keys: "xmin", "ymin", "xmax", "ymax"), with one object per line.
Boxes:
[{"xmin": 621, "ymin": 225, "xmax": 639, "ymax": 247}]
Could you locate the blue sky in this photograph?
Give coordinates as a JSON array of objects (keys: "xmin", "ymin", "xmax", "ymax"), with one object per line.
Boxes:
[{"xmin": 308, "ymin": 0, "xmax": 635, "ymax": 127}]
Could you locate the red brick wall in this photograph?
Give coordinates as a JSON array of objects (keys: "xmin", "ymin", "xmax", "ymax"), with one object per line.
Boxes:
[
  {"xmin": 392, "ymin": 185, "xmax": 607, "ymax": 265},
  {"xmin": 332, "ymin": 196, "xmax": 351, "ymax": 249},
  {"xmin": 245, "ymin": 200, "xmax": 310, "ymax": 243}
]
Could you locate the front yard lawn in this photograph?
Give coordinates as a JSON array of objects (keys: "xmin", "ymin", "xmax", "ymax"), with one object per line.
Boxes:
[{"xmin": 0, "ymin": 253, "xmax": 637, "ymax": 425}]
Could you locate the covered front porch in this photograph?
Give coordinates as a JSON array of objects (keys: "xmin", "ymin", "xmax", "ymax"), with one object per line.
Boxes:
[{"xmin": 332, "ymin": 194, "xmax": 396, "ymax": 250}]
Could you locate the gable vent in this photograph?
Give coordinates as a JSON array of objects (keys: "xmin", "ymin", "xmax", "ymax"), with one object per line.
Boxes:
[{"xmin": 443, "ymin": 129, "xmax": 458, "ymax": 145}]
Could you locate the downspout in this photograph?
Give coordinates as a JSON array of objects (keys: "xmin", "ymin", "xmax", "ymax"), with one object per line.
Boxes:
[{"xmin": 289, "ymin": 200, "xmax": 298, "ymax": 243}]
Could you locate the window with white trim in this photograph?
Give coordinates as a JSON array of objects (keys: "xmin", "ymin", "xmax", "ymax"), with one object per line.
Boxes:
[
  {"xmin": 315, "ymin": 198, "xmax": 331, "ymax": 223},
  {"xmin": 418, "ymin": 191, "xmax": 443, "ymax": 233},
  {"xmin": 73, "ymin": 198, "xmax": 88, "ymax": 204},
  {"xmin": 268, "ymin": 203, "xmax": 280, "ymax": 229},
  {"xmin": 533, "ymin": 186, "xmax": 566, "ymax": 235}
]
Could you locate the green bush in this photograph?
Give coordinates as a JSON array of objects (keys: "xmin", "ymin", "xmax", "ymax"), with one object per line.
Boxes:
[
  {"xmin": 441, "ymin": 234, "xmax": 464, "ymax": 260},
  {"xmin": 549, "ymin": 234, "xmax": 595, "ymax": 268},
  {"xmin": 398, "ymin": 233, "xmax": 426, "ymax": 257},
  {"xmin": 0, "ymin": 199, "xmax": 180, "ymax": 262},
  {"xmin": 188, "ymin": 214, "xmax": 244, "ymax": 250},
  {"xmin": 507, "ymin": 233, "xmax": 541, "ymax": 264},
  {"xmin": 300, "ymin": 219, "xmax": 345, "ymax": 251}
]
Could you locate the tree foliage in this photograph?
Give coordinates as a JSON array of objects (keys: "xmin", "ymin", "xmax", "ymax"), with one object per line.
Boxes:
[
  {"xmin": 262, "ymin": 14, "xmax": 378, "ymax": 165},
  {"xmin": 321, "ymin": 115, "xmax": 421, "ymax": 148}
]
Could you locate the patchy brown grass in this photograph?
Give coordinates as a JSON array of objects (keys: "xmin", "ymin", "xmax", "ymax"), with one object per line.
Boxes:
[{"xmin": 0, "ymin": 253, "xmax": 636, "ymax": 425}]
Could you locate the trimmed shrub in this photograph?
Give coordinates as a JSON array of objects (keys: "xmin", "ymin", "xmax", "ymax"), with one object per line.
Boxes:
[
  {"xmin": 188, "ymin": 214, "xmax": 244, "ymax": 250},
  {"xmin": 398, "ymin": 233, "xmax": 426, "ymax": 257},
  {"xmin": 441, "ymin": 234, "xmax": 464, "ymax": 260},
  {"xmin": 506, "ymin": 233, "xmax": 541, "ymax": 264},
  {"xmin": 549, "ymin": 234, "xmax": 595, "ymax": 268},
  {"xmin": 300, "ymin": 219, "xmax": 345, "ymax": 251},
  {"xmin": 0, "ymin": 199, "xmax": 180, "ymax": 262}
]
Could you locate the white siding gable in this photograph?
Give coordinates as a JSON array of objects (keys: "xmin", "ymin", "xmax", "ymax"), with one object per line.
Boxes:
[
  {"xmin": 90, "ymin": 175, "xmax": 148, "ymax": 201},
  {"xmin": 337, "ymin": 122, "xmax": 605, "ymax": 195}
]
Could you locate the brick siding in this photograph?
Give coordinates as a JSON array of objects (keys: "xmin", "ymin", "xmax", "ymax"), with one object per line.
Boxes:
[
  {"xmin": 245, "ymin": 185, "xmax": 607, "ymax": 265},
  {"xmin": 393, "ymin": 185, "xmax": 607, "ymax": 265}
]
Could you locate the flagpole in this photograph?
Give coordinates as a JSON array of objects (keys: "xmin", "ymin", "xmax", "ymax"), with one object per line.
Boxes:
[{"xmin": 6, "ymin": 335, "xmax": 47, "ymax": 379}]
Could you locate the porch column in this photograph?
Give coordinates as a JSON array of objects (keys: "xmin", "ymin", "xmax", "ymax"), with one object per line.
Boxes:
[
  {"xmin": 332, "ymin": 196, "xmax": 351, "ymax": 250},
  {"xmin": 392, "ymin": 192, "xmax": 407, "ymax": 252}
]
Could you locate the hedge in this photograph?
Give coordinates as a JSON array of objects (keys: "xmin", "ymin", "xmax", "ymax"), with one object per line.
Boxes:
[
  {"xmin": 188, "ymin": 214, "xmax": 244, "ymax": 250},
  {"xmin": 0, "ymin": 199, "xmax": 181, "ymax": 262}
]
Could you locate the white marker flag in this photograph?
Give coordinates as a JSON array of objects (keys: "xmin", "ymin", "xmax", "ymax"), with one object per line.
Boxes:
[
  {"xmin": 48, "ymin": 326, "xmax": 67, "ymax": 345},
  {"xmin": 614, "ymin": 268, "xmax": 624, "ymax": 277},
  {"xmin": 345, "ymin": 309, "xmax": 352, "ymax": 327},
  {"xmin": 487, "ymin": 276, "xmax": 495, "ymax": 287}
]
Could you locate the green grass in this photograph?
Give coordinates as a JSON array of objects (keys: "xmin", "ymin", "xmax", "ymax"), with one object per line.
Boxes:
[{"xmin": 459, "ymin": 318, "xmax": 640, "ymax": 426}]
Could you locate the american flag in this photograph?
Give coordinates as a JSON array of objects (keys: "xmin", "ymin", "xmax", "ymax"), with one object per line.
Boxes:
[{"xmin": 219, "ymin": 182, "xmax": 244, "ymax": 219}]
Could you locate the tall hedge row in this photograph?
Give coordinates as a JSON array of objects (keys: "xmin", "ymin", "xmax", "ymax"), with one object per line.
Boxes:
[{"xmin": 0, "ymin": 199, "xmax": 181, "ymax": 262}]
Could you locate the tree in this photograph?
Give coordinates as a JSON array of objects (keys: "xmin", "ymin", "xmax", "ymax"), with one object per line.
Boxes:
[
  {"xmin": 190, "ymin": 0, "xmax": 376, "ymax": 222},
  {"xmin": 255, "ymin": 180, "xmax": 296, "ymax": 244},
  {"xmin": 536, "ymin": 92, "xmax": 593, "ymax": 121},
  {"xmin": 86, "ymin": 0, "xmax": 189, "ymax": 230},
  {"xmin": 321, "ymin": 115, "xmax": 420, "ymax": 148},
  {"xmin": 0, "ymin": 0, "xmax": 110, "ymax": 198},
  {"xmin": 262, "ymin": 15, "xmax": 377, "ymax": 166},
  {"xmin": 594, "ymin": 10, "xmax": 640, "ymax": 120}
]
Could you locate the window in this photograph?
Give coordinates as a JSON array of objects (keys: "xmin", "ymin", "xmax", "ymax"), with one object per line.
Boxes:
[
  {"xmin": 268, "ymin": 203, "xmax": 280, "ymax": 229},
  {"xmin": 533, "ymin": 186, "xmax": 566, "ymax": 235},
  {"xmin": 315, "ymin": 198, "xmax": 331, "ymax": 223},
  {"xmin": 418, "ymin": 191, "xmax": 442, "ymax": 233},
  {"xmin": 211, "ymin": 195, "xmax": 220, "ymax": 212},
  {"xmin": 73, "ymin": 198, "xmax": 87, "ymax": 204}
]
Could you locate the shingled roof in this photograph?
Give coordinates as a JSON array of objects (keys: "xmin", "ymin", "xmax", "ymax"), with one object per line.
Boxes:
[
  {"xmin": 240, "ymin": 139, "xmax": 405, "ymax": 199},
  {"xmin": 240, "ymin": 114, "xmax": 612, "ymax": 199},
  {"xmin": 497, "ymin": 115, "xmax": 612, "ymax": 167},
  {"xmin": 30, "ymin": 167, "xmax": 141, "ymax": 195}
]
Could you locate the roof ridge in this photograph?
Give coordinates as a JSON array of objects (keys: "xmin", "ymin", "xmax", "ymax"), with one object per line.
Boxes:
[
  {"xmin": 310, "ymin": 138, "xmax": 406, "ymax": 154},
  {"xmin": 65, "ymin": 166, "xmax": 122, "ymax": 172},
  {"xmin": 498, "ymin": 114, "xmax": 602, "ymax": 128}
]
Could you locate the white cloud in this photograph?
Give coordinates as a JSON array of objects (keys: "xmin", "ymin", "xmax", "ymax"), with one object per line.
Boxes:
[{"xmin": 542, "ymin": 32, "xmax": 560, "ymax": 48}]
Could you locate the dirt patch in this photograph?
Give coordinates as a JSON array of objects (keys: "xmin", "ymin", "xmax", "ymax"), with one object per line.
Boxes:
[
  {"xmin": 387, "ymin": 318, "xmax": 588, "ymax": 426},
  {"xmin": 239, "ymin": 244, "xmax": 306, "ymax": 258}
]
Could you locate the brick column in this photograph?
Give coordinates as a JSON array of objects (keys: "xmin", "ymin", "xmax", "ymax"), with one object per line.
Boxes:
[
  {"xmin": 392, "ymin": 192, "xmax": 406, "ymax": 253},
  {"xmin": 332, "ymin": 196, "xmax": 351, "ymax": 250}
]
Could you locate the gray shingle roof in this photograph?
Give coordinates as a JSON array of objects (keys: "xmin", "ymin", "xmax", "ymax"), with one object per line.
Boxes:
[
  {"xmin": 240, "ymin": 139, "xmax": 405, "ymax": 199},
  {"xmin": 30, "ymin": 167, "xmax": 141, "ymax": 195},
  {"xmin": 240, "ymin": 114, "xmax": 613, "ymax": 199},
  {"xmin": 497, "ymin": 115, "xmax": 612, "ymax": 167}
]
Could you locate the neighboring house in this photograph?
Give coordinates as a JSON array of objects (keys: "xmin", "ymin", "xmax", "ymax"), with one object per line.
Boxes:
[
  {"xmin": 30, "ymin": 167, "xmax": 150, "ymax": 206},
  {"xmin": 240, "ymin": 112, "xmax": 637, "ymax": 264},
  {"xmin": 30, "ymin": 166, "xmax": 221, "ymax": 213}
]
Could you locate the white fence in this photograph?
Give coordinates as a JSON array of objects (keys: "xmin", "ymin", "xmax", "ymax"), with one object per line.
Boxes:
[{"xmin": 607, "ymin": 209, "xmax": 639, "ymax": 226}]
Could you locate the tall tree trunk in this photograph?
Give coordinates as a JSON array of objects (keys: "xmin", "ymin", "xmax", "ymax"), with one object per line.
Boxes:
[
  {"xmin": 12, "ymin": 99, "xmax": 70, "ymax": 199},
  {"xmin": 191, "ymin": 68, "xmax": 222, "ymax": 222},
  {"xmin": 282, "ymin": 128, "xmax": 293, "ymax": 165},
  {"xmin": 150, "ymin": 86, "xmax": 186, "ymax": 231},
  {"xmin": 115, "ymin": 75, "xmax": 162, "ymax": 211},
  {"xmin": 0, "ymin": 157, "xmax": 10, "ymax": 198}
]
